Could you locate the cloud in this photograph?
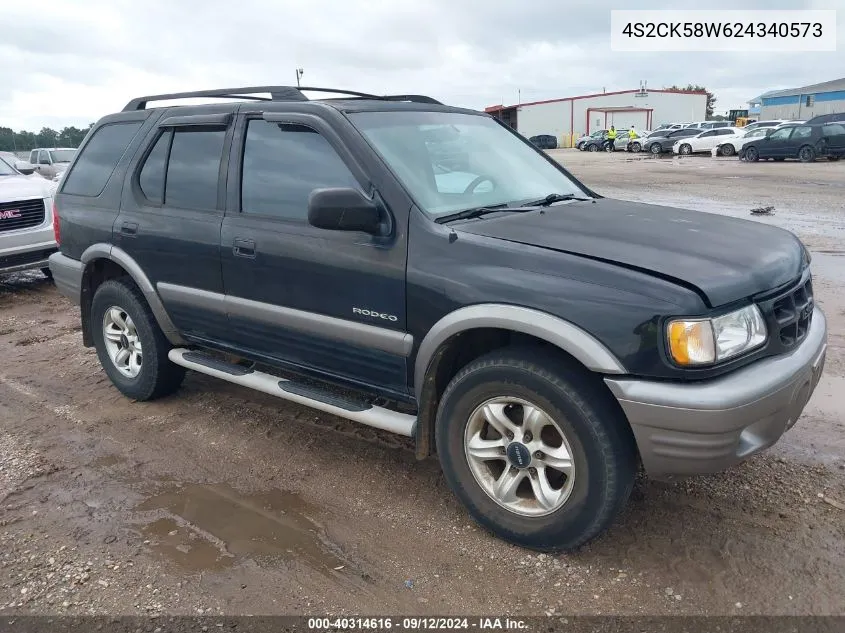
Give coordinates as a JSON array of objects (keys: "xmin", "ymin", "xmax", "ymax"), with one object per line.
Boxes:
[{"xmin": 0, "ymin": 0, "xmax": 842, "ymax": 131}]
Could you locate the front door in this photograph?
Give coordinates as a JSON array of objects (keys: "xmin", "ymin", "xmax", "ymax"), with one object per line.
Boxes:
[
  {"xmin": 760, "ymin": 127, "xmax": 794, "ymax": 158},
  {"xmin": 219, "ymin": 111, "xmax": 410, "ymax": 397},
  {"xmin": 117, "ymin": 110, "xmax": 233, "ymax": 340}
]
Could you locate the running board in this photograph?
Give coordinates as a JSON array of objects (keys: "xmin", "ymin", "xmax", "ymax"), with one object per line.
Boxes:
[{"xmin": 168, "ymin": 348, "xmax": 416, "ymax": 437}]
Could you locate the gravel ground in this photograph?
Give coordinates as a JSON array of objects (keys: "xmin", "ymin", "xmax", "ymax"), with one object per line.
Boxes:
[{"xmin": 0, "ymin": 152, "xmax": 844, "ymax": 617}]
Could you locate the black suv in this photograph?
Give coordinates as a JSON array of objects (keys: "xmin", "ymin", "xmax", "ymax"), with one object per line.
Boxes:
[
  {"xmin": 49, "ymin": 86, "xmax": 827, "ymax": 551},
  {"xmin": 742, "ymin": 122, "xmax": 845, "ymax": 162}
]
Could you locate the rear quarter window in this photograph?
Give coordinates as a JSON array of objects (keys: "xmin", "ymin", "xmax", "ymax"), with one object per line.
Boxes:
[{"xmin": 62, "ymin": 122, "xmax": 143, "ymax": 197}]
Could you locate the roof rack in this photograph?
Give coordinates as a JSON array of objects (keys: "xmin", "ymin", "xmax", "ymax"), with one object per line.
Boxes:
[{"xmin": 122, "ymin": 85, "xmax": 442, "ymax": 111}]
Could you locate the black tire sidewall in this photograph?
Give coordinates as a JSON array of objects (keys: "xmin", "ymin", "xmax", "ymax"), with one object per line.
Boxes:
[
  {"xmin": 436, "ymin": 359, "xmax": 626, "ymax": 550},
  {"xmin": 91, "ymin": 280, "xmax": 169, "ymax": 400}
]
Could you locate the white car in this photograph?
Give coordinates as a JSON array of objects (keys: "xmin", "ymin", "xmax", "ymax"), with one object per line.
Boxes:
[
  {"xmin": 743, "ymin": 120, "xmax": 790, "ymax": 132},
  {"xmin": 0, "ymin": 156, "xmax": 58, "ymax": 278},
  {"xmin": 673, "ymin": 127, "xmax": 741, "ymax": 155},
  {"xmin": 710, "ymin": 127, "xmax": 775, "ymax": 156},
  {"xmin": 0, "ymin": 151, "xmax": 38, "ymax": 177}
]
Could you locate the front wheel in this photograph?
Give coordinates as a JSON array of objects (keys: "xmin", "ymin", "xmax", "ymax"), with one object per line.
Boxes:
[
  {"xmin": 679, "ymin": 144, "xmax": 692, "ymax": 155},
  {"xmin": 745, "ymin": 146, "xmax": 760, "ymax": 162},
  {"xmin": 630, "ymin": 142, "xmax": 641, "ymax": 152},
  {"xmin": 587, "ymin": 144, "xmax": 598, "ymax": 152},
  {"xmin": 649, "ymin": 143, "xmax": 662, "ymax": 155},
  {"xmin": 91, "ymin": 279, "xmax": 185, "ymax": 401},
  {"xmin": 435, "ymin": 347, "xmax": 637, "ymax": 551}
]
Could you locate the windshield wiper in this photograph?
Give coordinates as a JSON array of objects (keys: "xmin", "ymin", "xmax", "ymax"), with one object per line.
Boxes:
[
  {"xmin": 434, "ymin": 203, "xmax": 535, "ymax": 224},
  {"xmin": 519, "ymin": 193, "xmax": 591, "ymax": 207}
]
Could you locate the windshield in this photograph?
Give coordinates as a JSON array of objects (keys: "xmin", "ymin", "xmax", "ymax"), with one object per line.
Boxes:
[
  {"xmin": 0, "ymin": 157, "xmax": 17, "ymax": 176},
  {"xmin": 49, "ymin": 149, "xmax": 76, "ymax": 163},
  {"xmin": 349, "ymin": 111, "xmax": 584, "ymax": 217}
]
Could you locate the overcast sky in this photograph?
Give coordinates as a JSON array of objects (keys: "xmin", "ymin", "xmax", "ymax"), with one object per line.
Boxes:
[{"xmin": 1, "ymin": 0, "xmax": 842, "ymax": 132}]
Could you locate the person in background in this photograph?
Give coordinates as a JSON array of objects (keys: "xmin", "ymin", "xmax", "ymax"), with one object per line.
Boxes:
[{"xmin": 606, "ymin": 126, "xmax": 617, "ymax": 152}]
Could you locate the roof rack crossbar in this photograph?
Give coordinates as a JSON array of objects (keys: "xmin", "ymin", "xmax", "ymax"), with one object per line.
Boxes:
[{"xmin": 122, "ymin": 85, "xmax": 442, "ymax": 111}]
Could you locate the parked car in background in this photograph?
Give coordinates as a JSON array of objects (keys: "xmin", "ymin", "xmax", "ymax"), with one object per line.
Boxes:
[
  {"xmin": 805, "ymin": 112, "xmax": 845, "ymax": 125},
  {"xmin": 713, "ymin": 127, "xmax": 774, "ymax": 156},
  {"xmin": 642, "ymin": 127, "xmax": 701, "ymax": 154},
  {"xmin": 580, "ymin": 130, "xmax": 610, "ymax": 152},
  {"xmin": 28, "ymin": 147, "xmax": 77, "ymax": 181},
  {"xmin": 742, "ymin": 123, "xmax": 845, "ymax": 163},
  {"xmin": 576, "ymin": 130, "xmax": 606, "ymax": 149},
  {"xmin": 0, "ymin": 156, "xmax": 58, "ymax": 278},
  {"xmin": 0, "ymin": 152, "xmax": 37, "ymax": 176},
  {"xmin": 529, "ymin": 134, "xmax": 558, "ymax": 150},
  {"xmin": 673, "ymin": 127, "xmax": 741, "ymax": 155},
  {"xmin": 743, "ymin": 120, "xmax": 790, "ymax": 132},
  {"xmin": 698, "ymin": 121, "xmax": 734, "ymax": 129}
]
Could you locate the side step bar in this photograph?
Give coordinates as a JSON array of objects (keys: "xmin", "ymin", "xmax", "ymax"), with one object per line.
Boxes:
[{"xmin": 168, "ymin": 348, "xmax": 416, "ymax": 437}]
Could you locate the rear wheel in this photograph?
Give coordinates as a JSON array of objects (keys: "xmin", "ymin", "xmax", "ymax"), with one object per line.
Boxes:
[
  {"xmin": 630, "ymin": 142, "xmax": 641, "ymax": 152},
  {"xmin": 719, "ymin": 144, "xmax": 735, "ymax": 157},
  {"xmin": 91, "ymin": 279, "xmax": 185, "ymax": 401},
  {"xmin": 435, "ymin": 347, "xmax": 637, "ymax": 551},
  {"xmin": 745, "ymin": 146, "xmax": 760, "ymax": 162},
  {"xmin": 798, "ymin": 145, "xmax": 816, "ymax": 163}
]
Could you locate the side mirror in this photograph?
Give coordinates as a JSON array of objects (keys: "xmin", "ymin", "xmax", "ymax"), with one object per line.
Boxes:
[
  {"xmin": 15, "ymin": 161, "xmax": 36, "ymax": 175},
  {"xmin": 308, "ymin": 188, "xmax": 382, "ymax": 234}
]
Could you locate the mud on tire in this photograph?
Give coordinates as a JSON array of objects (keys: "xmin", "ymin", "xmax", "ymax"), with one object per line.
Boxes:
[
  {"xmin": 91, "ymin": 279, "xmax": 185, "ymax": 401},
  {"xmin": 435, "ymin": 346, "xmax": 637, "ymax": 551}
]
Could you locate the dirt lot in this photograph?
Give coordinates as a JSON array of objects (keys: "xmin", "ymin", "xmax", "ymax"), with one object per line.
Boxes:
[{"xmin": 1, "ymin": 151, "xmax": 844, "ymax": 617}]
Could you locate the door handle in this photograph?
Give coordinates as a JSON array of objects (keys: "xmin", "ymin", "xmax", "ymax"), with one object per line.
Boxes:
[
  {"xmin": 233, "ymin": 238, "xmax": 256, "ymax": 258},
  {"xmin": 120, "ymin": 222, "xmax": 138, "ymax": 237}
]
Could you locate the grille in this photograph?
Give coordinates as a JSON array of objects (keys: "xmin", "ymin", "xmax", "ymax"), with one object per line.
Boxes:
[
  {"xmin": 764, "ymin": 276, "xmax": 814, "ymax": 349},
  {"xmin": 0, "ymin": 198, "xmax": 46, "ymax": 233}
]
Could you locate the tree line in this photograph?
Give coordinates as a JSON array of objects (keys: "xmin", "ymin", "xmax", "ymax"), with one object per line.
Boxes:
[{"xmin": 0, "ymin": 125, "xmax": 93, "ymax": 152}]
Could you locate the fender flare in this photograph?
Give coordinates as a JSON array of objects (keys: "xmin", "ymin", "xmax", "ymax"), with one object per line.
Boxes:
[
  {"xmin": 413, "ymin": 304, "xmax": 626, "ymax": 401},
  {"xmin": 81, "ymin": 244, "xmax": 185, "ymax": 345}
]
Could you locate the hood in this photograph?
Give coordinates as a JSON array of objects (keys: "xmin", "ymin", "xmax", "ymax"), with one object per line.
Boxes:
[
  {"xmin": 0, "ymin": 174, "xmax": 53, "ymax": 201},
  {"xmin": 455, "ymin": 198, "xmax": 805, "ymax": 308}
]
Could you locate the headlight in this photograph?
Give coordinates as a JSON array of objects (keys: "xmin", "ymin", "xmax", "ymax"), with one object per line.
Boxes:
[{"xmin": 667, "ymin": 305, "xmax": 767, "ymax": 366}]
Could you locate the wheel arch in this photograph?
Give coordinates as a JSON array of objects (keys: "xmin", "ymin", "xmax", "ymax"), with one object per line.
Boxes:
[
  {"xmin": 79, "ymin": 244, "xmax": 185, "ymax": 347},
  {"xmin": 412, "ymin": 305, "xmax": 627, "ymax": 459}
]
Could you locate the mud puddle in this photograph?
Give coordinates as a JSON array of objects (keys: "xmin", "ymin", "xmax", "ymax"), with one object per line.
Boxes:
[{"xmin": 135, "ymin": 484, "xmax": 348, "ymax": 575}]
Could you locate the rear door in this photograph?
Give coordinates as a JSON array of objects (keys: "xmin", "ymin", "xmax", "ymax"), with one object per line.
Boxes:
[
  {"xmin": 784, "ymin": 126, "xmax": 814, "ymax": 158},
  {"xmin": 822, "ymin": 123, "xmax": 845, "ymax": 156},
  {"xmin": 117, "ymin": 108, "xmax": 234, "ymax": 340},
  {"xmin": 219, "ymin": 108, "xmax": 411, "ymax": 397}
]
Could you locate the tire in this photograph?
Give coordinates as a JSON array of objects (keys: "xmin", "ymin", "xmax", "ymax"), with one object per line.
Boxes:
[
  {"xmin": 91, "ymin": 279, "xmax": 185, "ymax": 401},
  {"xmin": 630, "ymin": 142, "xmax": 641, "ymax": 152},
  {"xmin": 679, "ymin": 144, "xmax": 692, "ymax": 155},
  {"xmin": 435, "ymin": 347, "xmax": 637, "ymax": 551},
  {"xmin": 41, "ymin": 267, "xmax": 53, "ymax": 280},
  {"xmin": 745, "ymin": 146, "xmax": 760, "ymax": 162},
  {"xmin": 719, "ymin": 144, "xmax": 735, "ymax": 157},
  {"xmin": 587, "ymin": 144, "xmax": 598, "ymax": 152},
  {"xmin": 649, "ymin": 143, "xmax": 662, "ymax": 155},
  {"xmin": 798, "ymin": 146, "xmax": 816, "ymax": 163}
]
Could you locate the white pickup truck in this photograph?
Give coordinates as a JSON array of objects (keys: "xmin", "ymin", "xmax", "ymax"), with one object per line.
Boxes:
[{"xmin": 0, "ymin": 155, "xmax": 58, "ymax": 278}]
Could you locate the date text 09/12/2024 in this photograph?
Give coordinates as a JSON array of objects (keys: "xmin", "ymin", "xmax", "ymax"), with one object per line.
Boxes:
[{"xmin": 307, "ymin": 617, "xmax": 528, "ymax": 631}]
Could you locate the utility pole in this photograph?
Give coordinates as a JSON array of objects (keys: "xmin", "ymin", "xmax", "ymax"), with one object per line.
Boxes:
[{"xmin": 295, "ymin": 68, "xmax": 304, "ymax": 87}]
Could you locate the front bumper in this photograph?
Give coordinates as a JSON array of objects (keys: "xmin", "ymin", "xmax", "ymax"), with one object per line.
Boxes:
[
  {"xmin": 0, "ymin": 239, "xmax": 58, "ymax": 275},
  {"xmin": 605, "ymin": 307, "xmax": 827, "ymax": 479}
]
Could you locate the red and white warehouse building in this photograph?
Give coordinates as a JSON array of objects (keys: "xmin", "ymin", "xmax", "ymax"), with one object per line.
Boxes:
[{"xmin": 485, "ymin": 88, "xmax": 708, "ymax": 147}]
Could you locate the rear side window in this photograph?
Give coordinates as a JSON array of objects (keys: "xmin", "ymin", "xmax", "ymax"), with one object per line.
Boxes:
[
  {"xmin": 823, "ymin": 123, "xmax": 845, "ymax": 136},
  {"xmin": 62, "ymin": 122, "xmax": 143, "ymax": 197},
  {"xmin": 138, "ymin": 131, "xmax": 171, "ymax": 204},
  {"xmin": 240, "ymin": 119, "xmax": 360, "ymax": 221},
  {"xmin": 792, "ymin": 127, "xmax": 812, "ymax": 139},
  {"xmin": 164, "ymin": 128, "xmax": 225, "ymax": 210}
]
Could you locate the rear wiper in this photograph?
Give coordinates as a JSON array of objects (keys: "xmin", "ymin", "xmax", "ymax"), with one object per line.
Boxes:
[
  {"xmin": 435, "ymin": 203, "xmax": 535, "ymax": 224},
  {"xmin": 519, "ymin": 193, "xmax": 591, "ymax": 207}
]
